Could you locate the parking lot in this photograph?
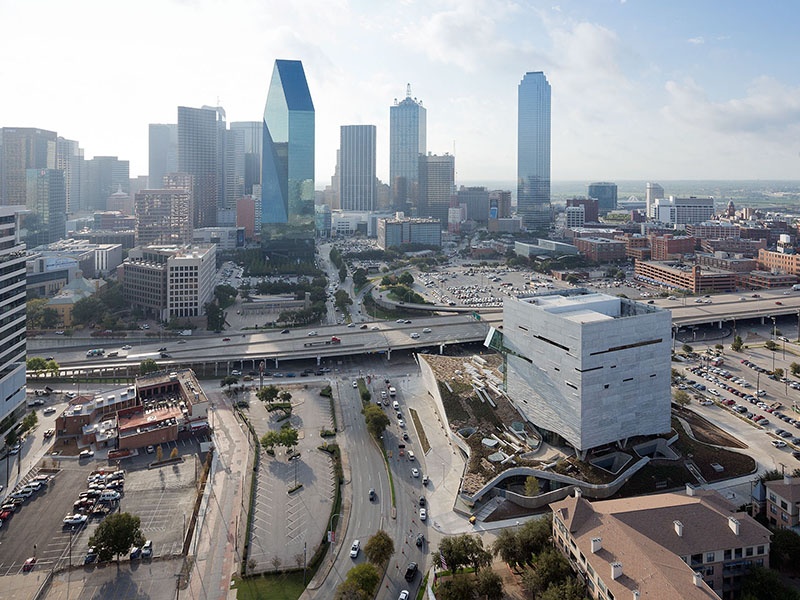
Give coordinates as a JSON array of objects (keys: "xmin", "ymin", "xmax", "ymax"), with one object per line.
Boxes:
[{"xmin": 0, "ymin": 436, "xmax": 206, "ymax": 575}]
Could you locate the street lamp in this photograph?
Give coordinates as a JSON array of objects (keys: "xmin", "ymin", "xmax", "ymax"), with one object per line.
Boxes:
[{"xmin": 771, "ymin": 316, "xmax": 777, "ymax": 373}]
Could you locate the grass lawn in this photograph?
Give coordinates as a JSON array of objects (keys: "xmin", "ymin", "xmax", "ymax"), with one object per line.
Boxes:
[{"xmin": 233, "ymin": 572, "xmax": 306, "ymax": 600}]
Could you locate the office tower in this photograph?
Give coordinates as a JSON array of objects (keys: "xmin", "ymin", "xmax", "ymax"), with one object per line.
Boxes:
[
  {"xmin": 261, "ymin": 59, "xmax": 315, "ymax": 236},
  {"xmin": 0, "ymin": 128, "xmax": 57, "ymax": 206},
  {"xmin": 495, "ymin": 293, "xmax": 671, "ymax": 454},
  {"xmin": 652, "ymin": 196, "xmax": 714, "ymax": 226},
  {"xmin": 134, "ymin": 189, "xmax": 193, "ymax": 246},
  {"xmin": 517, "ymin": 71, "xmax": 551, "ymax": 230},
  {"xmin": 56, "ymin": 137, "xmax": 83, "ymax": 215},
  {"xmin": 26, "ymin": 168, "xmax": 66, "ymax": 245},
  {"xmin": 418, "ymin": 153, "xmax": 454, "ymax": 227},
  {"xmin": 178, "ymin": 106, "xmax": 220, "ymax": 228},
  {"xmin": 646, "ymin": 182, "xmax": 664, "ymax": 219},
  {"xmin": 84, "ymin": 156, "xmax": 129, "ymax": 212},
  {"xmin": 489, "ymin": 190, "xmax": 512, "ymax": 219},
  {"xmin": 339, "ymin": 125, "xmax": 376, "ymax": 212},
  {"xmin": 148, "ymin": 124, "xmax": 178, "ymax": 189},
  {"xmin": 389, "ymin": 85, "xmax": 426, "ymax": 212},
  {"xmin": 566, "ymin": 197, "xmax": 599, "ymax": 222},
  {"xmin": 0, "ymin": 207, "xmax": 27, "ymax": 426},
  {"xmin": 588, "ymin": 182, "xmax": 618, "ymax": 214},
  {"xmin": 456, "ymin": 186, "xmax": 489, "ymax": 222},
  {"xmin": 230, "ymin": 121, "xmax": 262, "ymax": 195},
  {"xmin": 224, "ymin": 127, "xmax": 245, "ymax": 208}
]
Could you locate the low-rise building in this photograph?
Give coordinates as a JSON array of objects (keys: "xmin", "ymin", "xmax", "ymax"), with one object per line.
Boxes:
[
  {"xmin": 764, "ymin": 475, "xmax": 800, "ymax": 529},
  {"xmin": 574, "ymin": 237, "xmax": 627, "ymax": 263},
  {"xmin": 758, "ymin": 248, "xmax": 800, "ymax": 276},
  {"xmin": 377, "ymin": 217, "xmax": 441, "ymax": 249},
  {"xmin": 634, "ymin": 261, "xmax": 737, "ymax": 294},
  {"xmin": 551, "ymin": 487, "xmax": 771, "ymax": 600}
]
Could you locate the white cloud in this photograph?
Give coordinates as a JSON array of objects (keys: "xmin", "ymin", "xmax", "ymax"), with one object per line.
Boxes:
[{"xmin": 687, "ymin": 36, "xmax": 705, "ymax": 45}]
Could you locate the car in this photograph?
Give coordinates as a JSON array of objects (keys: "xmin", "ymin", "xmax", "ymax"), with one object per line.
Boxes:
[
  {"xmin": 699, "ymin": 399, "xmax": 714, "ymax": 406},
  {"xmin": 402, "ymin": 431, "xmax": 409, "ymax": 441},
  {"xmin": 281, "ymin": 329, "xmax": 290, "ymax": 334},
  {"xmin": 419, "ymin": 496, "xmax": 426, "ymax": 507},
  {"xmin": 79, "ymin": 449, "xmax": 94, "ymax": 459},
  {"xmin": 772, "ymin": 440, "xmax": 787, "ymax": 448},
  {"xmin": 307, "ymin": 331, "xmax": 318, "ymax": 337},
  {"xmin": 709, "ymin": 389, "xmax": 720, "ymax": 396},
  {"xmin": 10, "ymin": 489, "xmax": 32, "ymax": 500},
  {"xmin": 422, "ymin": 474, "xmax": 429, "ymax": 485},
  {"xmin": 404, "ymin": 562, "xmax": 418, "ymax": 581},
  {"xmin": 141, "ymin": 539, "xmax": 153, "ymax": 558},
  {"xmin": 222, "ymin": 337, "xmax": 231, "ymax": 342},
  {"xmin": 359, "ymin": 324, "xmax": 368, "ymax": 329},
  {"xmin": 231, "ymin": 370, "xmax": 242, "ymax": 376},
  {"xmin": 158, "ymin": 347, "xmax": 167, "ymax": 352},
  {"xmin": 55, "ymin": 330, "xmax": 65, "ymax": 335},
  {"xmin": 351, "ymin": 380, "xmax": 358, "ymax": 389},
  {"xmin": 399, "ymin": 592, "xmax": 410, "ymax": 600},
  {"xmin": 43, "ymin": 428, "xmax": 55, "ymax": 438},
  {"xmin": 22, "ymin": 557, "xmax": 36, "ymax": 572},
  {"xmin": 398, "ymin": 419, "xmax": 405, "ymax": 428},
  {"xmin": 776, "ymin": 301, "xmax": 783, "ymax": 305},
  {"xmin": 380, "ymin": 391, "xmax": 387, "ymax": 399},
  {"xmin": 422, "ymin": 327, "xmax": 432, "ymax": 333},
  {"xmin": 407, "ymin": 450, "xmax": 416, "ymax": 461},
  {"xmin": 121, "ymin": 344, "xmax": 132, "ymax": 350},
  {"xmin": 371, "ymin": 326, "xmax": 379, "ymax": 330},
  {"xmin": 349, "ymin": 540, "xmax": 360, "ymax": 558},
  {"xmin": 415, "ymin": 533, "xmax": 424, "ymax": 547},
  {"xmin": 404, "ymin": 320, "xmax": 412, "ymax": 324},
  {"xmin": 368, "ymin": 488, "xmax": 376, "ymax": 501},
  {"xmin": 63, "ymin": 514, "xmax": 88, "ymax": 526},
  {"xmin": 396, "ymin": 319, "xmax": 405, "ymax": 324},
  {"xmin": 411, "ymin": 468, "xmax": 420, "ymax": 478},
  {"xmin": 410, "ymin": 332, "xmax": 420, "ymax": 339},
  {"xmin": 347, "ymin": 323, "xmax": 355, "ymax": 328},
  {"xmin": 146, "ymin": 445, "xmax": 155, "ymax": 454},
  {"xmin": 43, "ymin": 406, "xmax": 56, "ymax": 415},
  {"xmin": 130, "ymin": 546, "xmax": 142, "ymax": 559},
  {"xmin": 84, "ymin": 549, "xmax": 98, "ymax": 565}
]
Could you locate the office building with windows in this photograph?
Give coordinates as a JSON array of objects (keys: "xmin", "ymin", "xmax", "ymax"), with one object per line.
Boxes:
[
  {"xmin": 653, "ymin": 196, "xmax": 715, "ymax": 226},
  {"xmin": 56, "ymin": 137, "xmax": 83, "ymax": 214},
  {"xmin": 492, "ymin": 293, "xmax": 671, "ymax": 454},
  {"xmin": 134, "ymin": 189, "xmax": 193, "ymax": 246},
  {"xmin": 26, "ymin": 168, "xmax": 66, "ymax": 246},
  {"xmin": 588, "ymin": 182, "xmax": 618, "ymax": 214},
  {"xmin": 377, "ymin": 216, "xmax": 441, "ymax": 250},
  {"xmin": 148, "ymin": 124, "xmax": 178, "ymax": 190},
  {"xmin": 418, "ymin": 153, "xmax": 454, "ymax": 227},
  {"xmin": 389, "ymin": 85, "xmax": 426, "ymax": 211},
  {"xmin": 339, "ymin": 125, "xmax": 376, "ymax": 212},
  {"xmin": 0, "ymin": 127, "xmax": 57, "ymax": 207},
  {"xmin": 230, "ymin": 121, "xmax": 262, "ymax": 195},
  {"xmin": 517, "ymin": 72, "xmax": 551, "ymax": 230},
  {"xmin": 178, "ymin": 106, "xmax": 221, "ymax": 229},
  {"xmin": 646, "ymin": 182, "xmax": 665, "ymax": 219},
  {"xmin": 0, "ymin": 207, "xmax": 27, "ymax": 428},
  {"xmin": 83, "ymin": 156, "xmax": 129, "ymax": 213}
]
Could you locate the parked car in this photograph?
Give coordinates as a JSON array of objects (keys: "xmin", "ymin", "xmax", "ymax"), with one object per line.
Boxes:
[{"xmin": 141, "ymin": 540, "xmax": 153, "ymax": 558}]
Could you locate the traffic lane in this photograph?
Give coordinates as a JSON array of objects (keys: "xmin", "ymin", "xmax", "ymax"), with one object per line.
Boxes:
[{"xmin": 0, "ymin": 464, "xmax": 91, "ymax": 574}]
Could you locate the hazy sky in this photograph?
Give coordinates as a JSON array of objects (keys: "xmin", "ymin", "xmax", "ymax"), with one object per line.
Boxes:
[{"xmin": 3, "ymin": 0, "xmax": 800, "ymax": 187}]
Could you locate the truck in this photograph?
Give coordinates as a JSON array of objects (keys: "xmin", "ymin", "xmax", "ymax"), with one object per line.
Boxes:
[
  {"xmin": 792, "ymin": 284, "xmax": 800, "ymax": 291},
  {"xmin": 179, "ymin": 329, "xmax": 192, "ymax": 336},
  {"xmin": 303, "ymin": 336, "xmax": 342, "ymax": 348}
]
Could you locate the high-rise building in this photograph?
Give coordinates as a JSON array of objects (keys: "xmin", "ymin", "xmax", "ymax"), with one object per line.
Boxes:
[
  {"xmin": 223, "ymin": 127, "xmax": 245, "ymax": 208},
  {"xmin": 0, "ymin": 127, "xmax": 57, "ymax": 207},
  {"xmin": 566, "ymin": 197, "xmax": 599, "ymax": 222},
  {"xmin": 26, "ymin": 168, "xmax": 66, "ymax": 246},
  {"xmin": 646, "ymin": 182, "xmax": 665, "ymax": 219},
  {"xmin": 588, "ymin": 182, "xmax": 618, "ymax": 214},
  {"xmin": 261, "ymin": 59, "xmax": 315, "ymax": 258},
  {"xmin": 84, "ymin": 156, "xmax": 129, "ymax": 212},
  {"xmin": 517, "ymin": 71, "xmax": 551, "ymax": 230},
  {"xmin": 339, "ymin": 125, "xmax": 376, "ymax": 212},
  {"xmin": 418, "ymin": 153, "xmax": 454, "ymax": 227},
  {"xmin": 489, "ymin": 190, "xmax": 512, "ymax": 219},
  {"xmin": 653, "ymin": 196, "xmax": 714, "ymax": 226},
  {"xmin": 230, "ymin": 121, "xmax": 262, "ymax": 195},
  {"xmin": 456, "ymin": 186, "xmax": 489, "ymax": 223},
  {"xmin": 178, "ymin": 106, "xmax": 220, "ymax": 228},
  {"xmin": 148, "ymin": 124, "xmax": 178, "ymax": 190},
  {"xmin": 0, "ymin": 207, "xmax": 27, "ymax": 426},
  {"xmin": 56, "ymin": 137, "xmax": 83, "ymax": 215},
  {"xmin": 134, "ymin": 189, "xmax": 193, "ymax": 246},
  {"xmin": 389, "ymin": 85, "xmax": 426, "ymax": 211}
]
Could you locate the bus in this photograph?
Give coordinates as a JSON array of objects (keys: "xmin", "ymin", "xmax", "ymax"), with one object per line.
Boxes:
[{"xmin": 86, "ymin": 349, "xmax": 105, "ymax": 357}]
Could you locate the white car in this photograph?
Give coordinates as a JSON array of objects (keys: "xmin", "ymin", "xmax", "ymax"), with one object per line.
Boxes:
[
  {"xmin": 121, "ymin": 345, "xmax": 132, "ymax": 350},
  {"xmin": 422, "ymin": 328, "xmax": 432, "ymax": 333},
  {"xmin": 410, "ymin": 332, "xmax": 420, "ymax": 339},
  {"xmin": 398, "ymin": 419, "xmax": 405, "ymax": 428},
  {"xmin": 63, "ymin": 514, "xmax": 88, "ymax": 526},
  {"xmin": 399, "ymin": 592, "xmax": 409, "ymax": 600},
  {"xmin": 352, "ymin": 381, "xmax": 358, "ymax": 388},
  {"xmin": 231, "ymin": 370, "xmax": 242, "ymax": 376},
  {"xmin": 419, "ymin": 508, "xmax": 427, "ymax": 521},
  {"xmin": 307, "ymin": 331, "xmax": 318, "ymax": 337},
  {"xmin": 698, "ymin": 399, "xmax": 714, "ymax": 406},
  {"xmin": 350, "ymin": 540, "xmax": 360, "ymax": 558},
  {"xmin": 772, "ymin": 440, "xmax": 787, "ymax": 448},
  {"xmin": 411, "ymin": 468, "xmax": 420, "ymax": 478},
  {"xmin": 709, "ymin": 389, "xmax": 720, "ymax": 396},
  {"xmin": 79, "ymin": 449, "xmax": 94, "ymax": 459}
]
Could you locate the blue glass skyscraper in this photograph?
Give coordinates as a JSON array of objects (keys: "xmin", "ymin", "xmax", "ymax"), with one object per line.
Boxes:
[
  {"xmin": 261, "ymin": 60, "xmax": 314, "ymax": 229},
  {"xmin": 517, "ymin": 71, "xmax": 551, "ymax": 231},
  {"xmin": 389, "ymin": 84, "xmax": 426, "ymax": 211}
]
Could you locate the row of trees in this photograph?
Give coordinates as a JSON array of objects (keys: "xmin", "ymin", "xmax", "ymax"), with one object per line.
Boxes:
[{"xmin": 334, "ymin": 529, "xmax": 395, "ymax": 599}]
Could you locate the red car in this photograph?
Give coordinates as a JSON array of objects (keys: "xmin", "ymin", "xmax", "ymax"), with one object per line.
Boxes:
[
  {"xmin": 0, "ymin": 510, "xmax": 11, "ymax": 521},
  {"xmin": 22, "ymin": 557, "xmax": 36, "ymax": 572},
  {"xmin": 776, "ymin": 301, "xmax": 783, "ymax": 305},
  {"xmin": 222, "ymin": 337, "xmax": 231, "ymax": 342}
]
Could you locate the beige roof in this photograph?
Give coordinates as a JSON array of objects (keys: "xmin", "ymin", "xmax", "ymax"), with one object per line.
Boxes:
[
  {"xmin": 551, "ymin": 489, "xmax": 770, "ymax": 600},
  {"xmin": 765, "ymin": 478, "xmax": 800, "ymax": 504}
]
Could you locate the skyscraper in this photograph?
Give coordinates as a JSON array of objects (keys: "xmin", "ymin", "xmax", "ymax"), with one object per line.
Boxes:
[
  {"xmin": 389, "ymin": 85, "xmax": 426, "ymax": 211},
  {"xmin": 230, "ymin": 121, "xmax": 262, "ymax": 195},
  {"xmin": 84, "ymin": 156, "xmax": 130, "ymax": 212},
  {"xmin": 0, "ymin": 127, "xmax": 56, "ymax": 207},
  {"xmin": 646, "ymin": 182, "xmax": 664, "ymax": 219},
  {"xmin": 588, "ymin": 182, "xmax": 618, "ymax": 214},
  {"xmin": 178, "ymin": 106, "xmax": 220, "ymax": 228},
  {"xmin": 134, "ymin": 189, "xmax": 193, "ymax": 246},
  {"xmin": 517, "ymin": 71, "xmax": 551, "ymax": 231},
  {"xmin": 148, "ymin": 124, "xmax": 178, "ymax": 189},
  {"xmin": 418, "ymin": 153, "xmax": 454, "ymax": 227},
  {"xmin": 56, "ymin": 137, "xmax": 83, "ymax": 215},
  {"xmin": 339, "ymin": 125, "xmax": 376, "ymax": 212},
  {"xmin": 26, "ymin": 168, "xmax": 66, "ymax": 246},
  {"xmin": 261, "ymin": 59, "xmax": 315, "ymax": 231},
  {"xmin": 0, "ymin": 207, "xmax": 27, "ymax": 426}
]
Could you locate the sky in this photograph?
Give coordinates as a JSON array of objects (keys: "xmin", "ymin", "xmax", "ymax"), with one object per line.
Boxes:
[{"xmin": 2, "ymin": 0, "xmax": 800, "ymax": 188}]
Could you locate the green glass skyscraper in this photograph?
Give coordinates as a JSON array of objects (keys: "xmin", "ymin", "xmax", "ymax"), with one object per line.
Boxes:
[{"xmin": 261, "ymin": 59, "xmax": 314, "ymax": 232}]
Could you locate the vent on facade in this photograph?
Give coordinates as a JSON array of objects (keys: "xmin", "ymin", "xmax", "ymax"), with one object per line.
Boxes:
[
  {"xmin": 590, "ymin": 537, "xmax": 602, "ymax": 553},
  {"xmin": 693, "ymin": 572, "xmax": 703, "ymax": 587},
  {"xmin": 686, "ymin": 483, "xmax": 696, "ymax": 496},
  {"xmin": 729, "ymin": 517, "xmax": 740, "ymax": 535},
  {"xmin": 673, "ymin": 520, "xmax": 683, "ymax": 537},
  {"xmin": 611, "ymin": 562, "xmax": 623, "ymax": 580}
]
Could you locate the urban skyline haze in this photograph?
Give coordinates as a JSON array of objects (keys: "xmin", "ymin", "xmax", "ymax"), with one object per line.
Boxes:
[{"xmin": 3, "ymin": 0, "xmax": 800, "ymax": 186}]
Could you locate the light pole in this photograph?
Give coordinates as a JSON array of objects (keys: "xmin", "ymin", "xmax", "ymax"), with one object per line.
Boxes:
[{"xmin": 771, "ymin": 316, "xmax": 777, "ymax": 373}]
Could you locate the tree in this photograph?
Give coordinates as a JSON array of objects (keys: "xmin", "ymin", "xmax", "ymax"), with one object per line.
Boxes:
[
  {"xmin": 21, "ymin": 412, "xmax": 38, "ymax": 433},
  {"xmin": 279, "ymin": 390, "xmax": 292, "ymax": 403},
  {"xmin": 673, "ymin": 389, "xmax": 691, "ymax": 407},
  {"xmin": 539, "ymin": 579, "xmax": 588, "ymax": 600},
  {"xmin": 524, "ymin": 476, "xmax": 540, "ymax": 497},
  {"xmin": 5, "ymin": 428, "xmax": 19, "ymax": 449},
  {"xmin": 774, "ymin": 367, "xmax": 785, "ymax": 378},
  {"xmin": 214, "ymin": 284, "xmax": 238, "ymax": 309},
  {"xmin": 155, "ymin": 445, "xmax": 163, "ymax": 461},
  {"xmin": 343, "ymin": 562, "xmax": 380, "ymax": 597},
  {"xmin": 521, "ymin": 548, "xmax": 571, "ymax": 597},
  {"xmin": 364, "ymin": 529, "xmax": 394, "ymax": 565},
  {"xmin": 770, "ymin": 528, "xmax": 800, "ymax": 570},
  {"xmin": 88, "ymin": 512, "xmax": 145, "ymax": 563},
  {"xmin": 437, "ymin": 534, "xmax": 489, "ymax": 575},
  {"xmin": 352, "ymin": 268, "xmax": 368, "ymax": 287},
  {"xmin": 338, "ymin": 264, "xmax": 347, "ymax": 282},
  {"xmin": 362, "ymin": 404, "xmax": 390, "ymax": 439},
  {"xmin": 72, "ymin": 296, "xmax": 107, "ymax": 326},
  {"xmin": 205, "ymin": 301, "xmax": 226, "ymax": 331},
  {"xmin": 791, "ymin": 362, "xmax": 800, "ymax": 377},
  {"xmin": 714, "ymin": 343, "xmax": 723, "ymax": 352},
  {"xmin": 333, "ymin": 580, "xmax": 365, "ymax": 600},
  {"xmin": 475, "ymin": 569, "xmax": 504, "ymax": 600},
  {"xmin": 732, "ymin": 335, "xmax": 744, "ymax": 352},
  {"xmin": 741, "ymin": 566, "xmax": 800, "ymax": 600},
  {"xmin": 139, "ymin": 359, "xmax": 159, "ymax": 375},
  {"xmin": 257, "ymin": 385, "xmax": 280, "ymax": 404},
  {"xmin": 765, "ymin": 340, "xmax": 778, "ymax": 352},
  {"xmin": 398, "ymin": 271, "xmax": 414, "ymax": 286},
  {"xmin": 436, "ymin": 577, "xmax": 476, "ymax": 600},
  {"xmin": 26, "ymin": 357, "xmax": 49, "ymax": 373},
  {"xmin": 170, "ymin": 447, "xmax": 179, "ymax": 459},
  {"xmin": 220, "ymin": 375, "xmax": 239, "ymax": 389},
  {"xmin": 681, "ymin": 343, "xmax": 693, "ymax": 354}
]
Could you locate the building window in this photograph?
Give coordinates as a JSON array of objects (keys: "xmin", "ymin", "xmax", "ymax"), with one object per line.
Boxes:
[
  {"xmin": 706, "ymin": 553, "xmax": 715, "ymax": 563},
  {"xmin": 705, "ymin": 566, "xmax": 714, "ymax": 576},
  {"xmin": 781, "ymin": 500, "xmax": 788, "ymax": 510},
  {"xmin": 746, "ymin": 547, "xmax": 753, "ymax": 557},
  {"xmin": 757, "ymin": 545, "xmax": 765, "ymax": 555},
  {"xmin": 734, "ymin": 548, "xmax": 742, "ymax": 559},
  {"xmin": 724, "ymin": 550, "xmax": 732, "ymax": 560},
  {"xmin": 769, "ymin": 493, "xmax": 777, "ymax": 502}
]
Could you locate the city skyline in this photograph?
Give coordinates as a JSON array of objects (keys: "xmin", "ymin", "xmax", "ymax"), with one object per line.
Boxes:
[{"xmin": 3, "ymin": 1, "xmax": 800, "ymax": 185}]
